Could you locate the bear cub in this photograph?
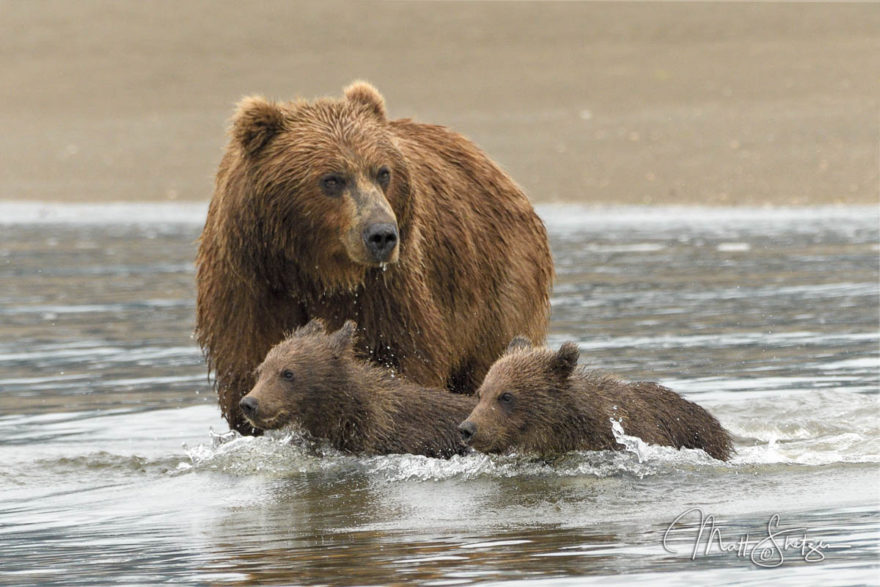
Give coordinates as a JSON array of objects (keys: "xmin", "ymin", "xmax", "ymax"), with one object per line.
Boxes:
[
  {"xmin": 240, "ymin": 319, "xmax": 475, "ymax": 458},
  {"xmin": 459, "ymin": 338, "xmax": 733, "ymax": 461}
]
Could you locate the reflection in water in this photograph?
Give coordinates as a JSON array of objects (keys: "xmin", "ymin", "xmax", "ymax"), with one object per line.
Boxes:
[{"xmin": 0, "ymin": 204, "xmax": 877, "ymax": 585}]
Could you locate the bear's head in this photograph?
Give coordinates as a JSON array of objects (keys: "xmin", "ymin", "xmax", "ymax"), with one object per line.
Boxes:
[
  {"xmin": 239, "ymin": 319, "xmax": 359, "ymax": 431},
  {"xmin": 229, "ymin": 82, "xmax": 412, "ymax": 290},
  {"xmin": 458, "ymin": 337, "xmax": 580, "ymax": 454}
]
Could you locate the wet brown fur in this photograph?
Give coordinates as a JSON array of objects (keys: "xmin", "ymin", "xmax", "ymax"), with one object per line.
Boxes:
[
  {"xmin": 461, "ymin": 338, "xmax": 733, "ymax": 461},
  {"xmin": 241, "ymin": 320, "xmax": 476, "ymax": 458},
  {"xmin": 196, "ymin": 81, "xmax": 553, "ymax": 433}
]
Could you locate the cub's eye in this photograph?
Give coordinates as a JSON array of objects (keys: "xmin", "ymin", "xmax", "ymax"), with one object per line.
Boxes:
[
  {"xmin": 499, "ymin": 392, "xmax": 514, "ymax": 404},
  {"xmin": 320, "ymin": 174, "xmax": 346, "ymax": 195},
  {"xmin": 281, "ymin": 369, "xmax": 295, "ymax": 381},
  {"xmin": 377, "ymin": 167, "xmax": 391, "ymax": 188}
]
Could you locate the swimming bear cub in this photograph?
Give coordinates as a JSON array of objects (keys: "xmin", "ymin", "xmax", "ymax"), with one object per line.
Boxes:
[
  {"xmin": 458, "ymin": 338, "xmax": 733, "ymax": 461},
  {"xmin": 239, "ymin": 319, "xmax": 475, "ymax": 458}
]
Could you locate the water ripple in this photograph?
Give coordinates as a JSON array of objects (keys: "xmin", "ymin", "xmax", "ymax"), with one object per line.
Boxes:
[{"xmin": 0, "ymin": 205, "xmax": 877, "ymax": 585}]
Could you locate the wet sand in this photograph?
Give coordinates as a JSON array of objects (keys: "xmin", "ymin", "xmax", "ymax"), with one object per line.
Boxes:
[{"xmin": 1, "ymin": 1, "xmax": 877, "ymax": 205}]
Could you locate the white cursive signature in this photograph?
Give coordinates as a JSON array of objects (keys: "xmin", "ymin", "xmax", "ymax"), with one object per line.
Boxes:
[{"xmin": 662, "ymin": 508, "xmax": 842, "ymax": 568}]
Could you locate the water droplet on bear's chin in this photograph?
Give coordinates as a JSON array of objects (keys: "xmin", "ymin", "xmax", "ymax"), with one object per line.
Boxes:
[{"xmin": 380, "ymin": 262, "xmax": 388, "ymax": 272}]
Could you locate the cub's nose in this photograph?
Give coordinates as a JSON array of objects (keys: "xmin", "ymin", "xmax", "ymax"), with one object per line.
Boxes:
[
  {"xmin": 239, "ymin": 396, "xmax": 259, "ymax": 419},
  {"xmin": 363, "ymin": 222, "xmax": 399, "ymax": 262},
  {"xmin": 458, "ymin": 421, "xmax": 477, "ymax": 445}
]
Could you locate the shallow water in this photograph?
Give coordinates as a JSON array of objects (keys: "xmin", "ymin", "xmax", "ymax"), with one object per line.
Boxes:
[{"xmin": 1, "ymin": 203, "xmax": 878, "ymax": 585}]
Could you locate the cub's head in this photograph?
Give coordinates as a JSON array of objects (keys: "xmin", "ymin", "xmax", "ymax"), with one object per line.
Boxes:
[
  {"xmin": 238, "ymin": 319, "xmax": 358, "ymax": 431},
  {"xmin": 458, "ymin": 337, "xmax": 580, "ymax": 454},
  {"xmin": 229, "ymin": 81, "xmax": 412, "ymax": 289}
]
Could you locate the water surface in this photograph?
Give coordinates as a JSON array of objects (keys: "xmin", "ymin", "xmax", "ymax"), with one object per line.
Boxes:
[{"xmin": 1, "ymin": 203, "xmax": 878, "ymax": 585}]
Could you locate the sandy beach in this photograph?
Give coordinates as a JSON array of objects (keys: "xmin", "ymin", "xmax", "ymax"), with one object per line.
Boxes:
[{"xmin": 1, "ymin": 1, "xmax": 877, "ymax": 206}]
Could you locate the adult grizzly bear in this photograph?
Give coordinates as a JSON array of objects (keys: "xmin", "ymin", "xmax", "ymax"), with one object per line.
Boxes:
[
  {"xmin": 458, "ymin": 338, "xmax": 733, "ymax": 461},
  {"xmin": 197, "ymin": 81, "xmax": 553, "ymax": 434},
  {"xmin": 240, "ymin": 319, "xmax": 475, "ymax": 458}
]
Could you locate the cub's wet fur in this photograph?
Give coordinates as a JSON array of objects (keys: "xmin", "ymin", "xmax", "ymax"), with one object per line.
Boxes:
[
  {"xmin": 240, "ymin": 319, "xmax": 475, "ymax": 458},
  {"xmin": 459, "ymin": 338, "xmax": 732, "ymax": 461}
]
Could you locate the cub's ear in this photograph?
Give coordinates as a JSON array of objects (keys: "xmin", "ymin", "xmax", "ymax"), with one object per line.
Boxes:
[
  {"xmin": 551, "ymin": 342, "xmax": 580, "ymax": 379},
  {"xmin": 299, "ymin": 318, "xmax": 326, "ymax": 336},
  {"xmin": 344, "ymin": 80, "xmax": 386, "ymax": 120},
  {"xmin": 506, "ymin": 336, "xmax": 533, "ymax": 354},
  {"xmin": 232, "ymin": 96, "xmax": 285, "ymax": 155},
  {"xmin": 330, "ymin": 320, "xmax": 358, "ymax": 352}
]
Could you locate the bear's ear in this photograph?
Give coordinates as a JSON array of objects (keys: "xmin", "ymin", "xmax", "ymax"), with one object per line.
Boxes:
[
  {"xmin": 330, "ymin": 320, "xmax": 357, "ymax": 352},
  {"xmin": 505, "ymin": 336, "xmax": 533, "ymax": 354},
  {"xmin": 232, "ymin": 96, "xmax": 285, "ymax": 156},
  {"xmin": 344, "ymin": 80, "xmax": 386, "ymax": 120},
  {"xmin": 551, "ymin": 342, "xmax": 580, "ymax": 379},
  {"xmin": 299, "ymin": 318, "xmax": 326, "ymax": 336}
]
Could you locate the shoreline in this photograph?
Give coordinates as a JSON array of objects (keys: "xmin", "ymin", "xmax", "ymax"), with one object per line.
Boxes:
[
  {"xmin": 3, "ymin": 200, "xmax": 876, "ymax": 227},
  {"xmin": 2, "ymin": 2, "xmax": 878, "ymax": 207}
]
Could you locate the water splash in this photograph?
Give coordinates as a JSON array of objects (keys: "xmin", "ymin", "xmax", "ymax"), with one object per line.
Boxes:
[
  {"xmin": 175, "ymin": 391, "xmax": 880, "ymax": 483},
  {"xmin": 176, "ymin": 424, "xmax": 727, "ymax": 483},
  {"xmin": 611, "ymin": 419, "xmax": 651, "ymax": 463},
  {"xmin": 716, "ymin": 389, "xmax": 880, "ymax": 466}
]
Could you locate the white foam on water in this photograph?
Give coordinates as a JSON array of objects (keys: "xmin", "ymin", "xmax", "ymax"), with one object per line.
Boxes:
[
  {"xmin": 717, "ymin": 242, "xmax": 751, "ymax": 252},
  {"xmin": 536, "ymin": 204, "xmax": 880, "ymax": 233},
  {"xmin": 821, "ymin": 357, "xmax": 880, "ymax": 371},
  {"xmin": 174, "ymin": 383, "xmax": 879, "ymax": 484},
  {"xmin": 178, "ymin": 421, "xmax": 726, "ymax": 484},
  {"xmin": 182, "ymin": 427, "xmax": 340, "ymax": 477},
  {"xmin": 583, "ymin": 243, "xmax": 667, "ymax": 253},
  {"xmin": 0, "ymin": 201, "xmax": 208, "ymax": 225},
  {"xmin": 2, "ymin": 201, "xmax": 877, "ymax": 231},
  {"xmin": 714, "ymin": 389, "xmax": 880, "ymax": 466}
]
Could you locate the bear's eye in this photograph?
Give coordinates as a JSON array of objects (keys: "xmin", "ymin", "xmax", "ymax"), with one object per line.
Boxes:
[
  {"xmin": 320, "ymin": 174, "xmax": 346, "ymax": 195},
  {"xmin": 377, "ymin": 166, "xmax": 391, "ymax": 188},
  {"xmin": 280, "ymin": 369, "xmax": 295, "ymax": 381},
  {"xmin": 499, "ymin": 392, "xmax": 514, "ymax": 404}
]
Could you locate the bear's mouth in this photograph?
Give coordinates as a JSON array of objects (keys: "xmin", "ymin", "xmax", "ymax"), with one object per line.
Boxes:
[
  {"xmin": 343, "ymin": 241, "xmax": 400, "ymax": 269},
  {"xmin": 242, "ymin": 409, "xmax": 291, "ymax": 431}
]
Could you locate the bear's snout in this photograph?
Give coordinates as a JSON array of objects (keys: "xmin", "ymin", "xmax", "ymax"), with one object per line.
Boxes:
[
  {"xmin": 458, "ymin": 420, "xmax": 477, "ymax": 445},
  {"xmin": 239, "ymin": 395, "xmax": 259, "ymax": 420},
  {"xmin": 363, "ymin": 222, "xmax": 399, "ymax": 263}
]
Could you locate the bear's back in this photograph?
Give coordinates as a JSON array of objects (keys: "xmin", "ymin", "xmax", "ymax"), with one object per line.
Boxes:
[
  {"xmin": 366, "ymin": 382, "xmax": 476, "ymax": 458},
  {"xmin": 610, "ymin": 380, "xmax": 733, "ymax": 461}
]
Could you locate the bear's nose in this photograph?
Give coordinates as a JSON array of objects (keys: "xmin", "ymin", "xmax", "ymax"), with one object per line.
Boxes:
[
  {"xmin": 239, "ymin": 396, "xmax": 259, "ymax": 419},
  {"xmin": 458, "ymin": 421, "xmax": 477, "ymax": 445},
  {"xmin": 363, "ymin": 223, "xmax": 398, "ymax": 262}
]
